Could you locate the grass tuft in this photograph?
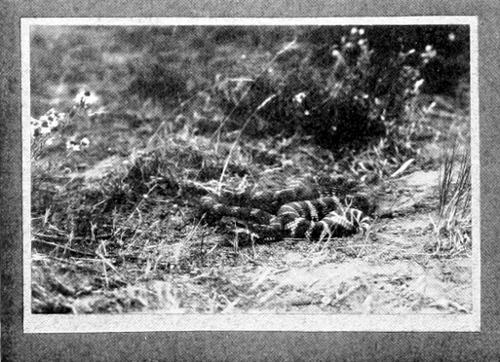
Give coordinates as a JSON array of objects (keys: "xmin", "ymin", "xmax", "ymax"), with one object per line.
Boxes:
[{"xmin": 431, "ymin": 141, "xmax": 471, "ymax": 252}]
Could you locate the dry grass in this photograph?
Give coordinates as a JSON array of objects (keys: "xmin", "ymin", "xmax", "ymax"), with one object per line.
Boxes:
[
  {"xmin": 432, "ymin": 141, "xmax": 472, "ymax": 252},
  {"xmin": 29, "ymin": 26, "xmax": 472, "ymax": 314}
]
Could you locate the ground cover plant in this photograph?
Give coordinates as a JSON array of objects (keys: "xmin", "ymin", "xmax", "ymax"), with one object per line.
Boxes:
[{"xmin": 30, "ymin": 25, "xmax": 472, "ymax": 314}]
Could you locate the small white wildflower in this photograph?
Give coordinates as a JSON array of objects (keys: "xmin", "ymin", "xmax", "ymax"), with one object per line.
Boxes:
[
  {"xmin": 422, "ymin": 45, "xmax": 437, "ymax": 60},
  {"xmin": 45, "ymin": 108, "xmax": 65, "ymax": 121},
  {"xmin": 55, "ymin": 112, "xmax": 66, "ymax": 123},
  {"xmin": 448, "ymin": 33, "xmax": 456, "ymax": 41},
  {"xmin": 45, "ymin": 137, "xmax": 56, "ymax": 146},
  {"xmin": 30, "ymin": 118, "xmax": 41, "ymax": 133},
  {"xmin": 350, "ymin": 27, "xmax": 359, "ymax": 35},
  {"xmin": 40, "ymin": 126, "xmax": 51, "ymax": 135},
  {"xmin": 73, "ymin": 89, "xmax": 100, "ymax": 106},
  {"xmin": 359, "ymin": 28, "xmax": 365, "ymax": 36},
  {"xmin": 304, "ymin": 110, "xmax": 310, "ymax": 116},
  {"xmin": 80, "ymin": 137, "xmax": 90, "ymax": 148},
  {"xmin": 241, "ymin": 54, "xmax": 247, "ymax": 60},
  {"xmin": 66, "ymin": 136, "xmax": 79, "ymax": 151},
  {"xmin": 44, "ymin": 115, "xmax": 59, "ymax": 130},
  {"xmin": 293, "ymin": 92, "xmax": 307, "ymax": 104},
  {"xmin": 36, "ymin": 109, "xmax": 66, "ymax": 132}
]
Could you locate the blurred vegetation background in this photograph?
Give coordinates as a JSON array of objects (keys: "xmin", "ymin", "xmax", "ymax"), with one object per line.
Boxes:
[{"xmin": 31, "ymin": 25, "xmax": 470, "ymax": 133}]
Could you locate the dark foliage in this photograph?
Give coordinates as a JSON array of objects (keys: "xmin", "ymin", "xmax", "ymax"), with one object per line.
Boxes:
[{"xmin": 127, "ymin": 58, "xmax": 188, "ymax": 105}]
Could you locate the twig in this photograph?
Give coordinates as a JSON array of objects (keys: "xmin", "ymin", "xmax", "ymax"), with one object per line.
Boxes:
[
  {"xmin": 240, "ymin": 252, "xmax": 263, "ymax": 266},
  {"xmin": 33, "ymin": 232, "xmax": 110, "ymax": 242},
  {"xmin": 32, "ymin": 238, "xmax": 96, "ymax": 257},
  {"xmin": 38, "ymin": 255, "xmax": 102, "ymax": 269},
  {"xmin": 330, "ymin": 284, "xmax": 362, "ymax": 307},
  {"xmin": 206, "ymin": 243, "xmax": 218, "ymax": 255},
  {"xmin": 390, "ymin": 158, "xmax": 414, "ymax": 178}
]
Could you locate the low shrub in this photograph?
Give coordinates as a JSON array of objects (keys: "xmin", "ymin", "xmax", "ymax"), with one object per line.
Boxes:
[{"xmin": 207, "ymin": 28, "xmax": 423, "ymax": 151}]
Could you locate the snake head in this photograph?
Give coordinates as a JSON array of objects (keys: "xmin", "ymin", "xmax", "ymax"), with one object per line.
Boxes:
[{"xmin": 230, "ymin": 227, "xmax": 260, "ymax": 247}]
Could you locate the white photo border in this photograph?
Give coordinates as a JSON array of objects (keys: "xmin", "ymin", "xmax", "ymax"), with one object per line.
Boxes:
[{"xmin": 22, "ymin": 16, "xmax": 480, "ymax": 333}]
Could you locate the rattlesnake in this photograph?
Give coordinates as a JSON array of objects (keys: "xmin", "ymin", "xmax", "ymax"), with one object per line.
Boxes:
[{"xmin": 199, "ymin": 174, "xmax": 372, "ymax": 245}]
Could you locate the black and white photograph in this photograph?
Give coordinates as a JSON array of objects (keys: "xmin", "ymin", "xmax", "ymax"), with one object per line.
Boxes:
[{"xmin": 23, "ymin": 17, "xmax": 479, "ymax": 332}]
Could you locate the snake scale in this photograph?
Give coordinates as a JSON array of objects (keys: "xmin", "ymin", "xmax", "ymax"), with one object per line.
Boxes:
[{"xmin": 199, "ymin": 175, "xmax": 372, "ymax": 245}]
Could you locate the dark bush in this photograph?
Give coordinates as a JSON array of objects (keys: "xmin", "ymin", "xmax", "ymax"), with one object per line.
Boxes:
[
  {"xmin": 209, "ymin": 29, "xmax": 391, "ymax": 148},
  {"xmin": 204, "ymin": 25, "xmax": 469, "ymax": 151}
]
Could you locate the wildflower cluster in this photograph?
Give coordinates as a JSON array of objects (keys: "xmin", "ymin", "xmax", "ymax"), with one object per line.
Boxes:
[
  {"xmin": 31, "ymin": 89, "xmax": 98, "ymax": 160},
  {"xmin": 30, "ymin": 108, "xmax": 66, "ymax": 137},
  {"xmin": 66, "ymin": 135, "xmax": 90, "ymax": 152},
  {"xmin": 73, "ymin": 89, "xmax": 100, "ymax": 108},
  {"xmin": 30, "ymin": 108, "xmax": 67, "ymax": 160}
]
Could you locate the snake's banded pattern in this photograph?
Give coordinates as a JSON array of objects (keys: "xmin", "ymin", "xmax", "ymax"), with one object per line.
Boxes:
[{"xmin": 201, "ymin": 195, "xmax": 371, "ymax": 244}]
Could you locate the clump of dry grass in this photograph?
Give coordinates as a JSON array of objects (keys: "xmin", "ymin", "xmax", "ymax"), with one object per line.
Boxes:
[{"xmin": 431, "ymin": 141, "xmax": 471, "ymax": 252}]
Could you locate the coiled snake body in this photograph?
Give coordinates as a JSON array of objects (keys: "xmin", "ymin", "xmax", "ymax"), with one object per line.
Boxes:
[{"xmin": 200, "ymin": 178, "xmax": 372, "ymax": 244}]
